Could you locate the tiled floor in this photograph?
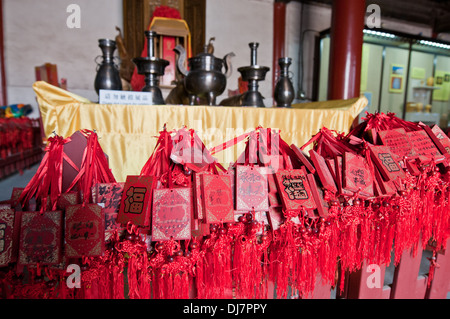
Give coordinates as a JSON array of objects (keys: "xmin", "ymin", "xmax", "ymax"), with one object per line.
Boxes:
[{"xmin": 0, "ymin": 163, "xmax": 39, "ymax": 202}]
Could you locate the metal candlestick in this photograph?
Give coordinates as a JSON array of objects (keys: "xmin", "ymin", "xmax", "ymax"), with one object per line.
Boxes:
[
  {"xmin": 132, "ymin": 31, "xmax": 169, "ymax": 105},
  {"xmin": 237, "ymin": 42, "xmax": 270, "ymax": 107}
]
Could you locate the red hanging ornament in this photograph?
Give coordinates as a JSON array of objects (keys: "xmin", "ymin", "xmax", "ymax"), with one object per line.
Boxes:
[
  {"xmin": 19, "ymin": 134, "xmax": 69, "ymax": 211},
  {"xmin": 66, "ymin": 130, "xmax": 116, "ymax": 201},
  {"xmin": 151, "ymin": 239, "xmax": 191, "ymax": 299},
  {"xmin": 114, "ymin": 222, "xmax": 149, "ymax": 299},
  {"xmin": 232, "ymin": 214, "xmax": 271, "ymax": 299},
  {"xmin": 316, "ymin": 197, "xmax": 340, "ymax": 287},
  {"xmin": 337, "ymin": 196, "xmax": 364, "ymax": 293}
]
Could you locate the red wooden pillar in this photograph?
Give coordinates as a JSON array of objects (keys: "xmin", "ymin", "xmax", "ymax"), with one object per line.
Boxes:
[
  {"xmin": 273, "ymin": 1, "xmax": 286, "ymax": 95},
  {"xmin": 327, "ymin": 0, "xmax": 365, "ymax": 100},
  {"xmin": 0, "ymin": 0, "xmax": 7, "ymax": 106}
]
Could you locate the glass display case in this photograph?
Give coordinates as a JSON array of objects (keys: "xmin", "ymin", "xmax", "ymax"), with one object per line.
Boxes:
[{"xmin": 316, "ymin": 28, "xmax": 450, "ymax": 128}]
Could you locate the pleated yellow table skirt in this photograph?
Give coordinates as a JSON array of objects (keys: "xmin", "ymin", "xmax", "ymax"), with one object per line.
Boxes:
[{"xmin": 33, "ymin": 81, "xmax": 367, "ymax": 182}]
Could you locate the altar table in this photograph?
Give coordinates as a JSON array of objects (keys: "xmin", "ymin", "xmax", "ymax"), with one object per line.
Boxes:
[{"xmin": 33, "ymin": 81, "xmax": 367, "ymax": 182}]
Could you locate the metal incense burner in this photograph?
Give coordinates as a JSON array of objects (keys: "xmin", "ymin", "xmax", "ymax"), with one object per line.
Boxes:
[{"xmin": 174, "ymin": 42, "xmax": 234, "ymax": 106}]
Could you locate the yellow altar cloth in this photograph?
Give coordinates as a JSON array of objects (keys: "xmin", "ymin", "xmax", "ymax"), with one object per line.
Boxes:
[{"xmin": 33, "ymin": 81, "xmax": 367, "ymax": 182}]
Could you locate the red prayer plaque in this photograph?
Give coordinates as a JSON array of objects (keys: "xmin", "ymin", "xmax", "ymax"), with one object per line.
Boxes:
[
  {"xmin": 326, "ymin": 158, "xmax": 337, "ymax": 181},
  {"xmin": 334, "ymin": 156, "xmax": 352, "ymax": 196},
  {"xmin": 235, "ymin": 165, "xmax": 269, "ymax": 212},
  {"xmin": 374, "ymin": 166, "xmax": 396, "ymax": 196},
  {"xmin": 291, "ymin": 144, "xmax": 316, "ymax": 174},
  {"xmin": 369, "ymin": 145, "xmax": 405, "ymax": 181},
  {"xmin": 267, "ymin": 172, "xmax": 278, "ymax": 193},
  {"xmin": 0, "ymin": 208, "xmax": 15, "ymax": 267},
  {"xmin": 93, "ymin": 182, "xmax": 125, "ymax": 213},
  {"xmin": 193, "ymin": 172, "xmax": 205, "ymax": 220},
  {"xmin": 306, "ymin": 174, "xmax": 329, "ymax": 217},
  {"xmin": 368, "ymin": 128, "xmax": 378, "ymax": 144},
  {"xmin": 378, "ymin": 128, "xmax": 415, "ymax": 160},
  {"xmin": 429, "ymin": 125, "xmax": 450, "ymax": 156},
  {"xmin": 373, "ymin": 172, "xmax": 383, "ymax": 197},
  {"xmin": 405, "ymin": 159, "xmax": 421, "ymax": 176},
  {"xmin": 11, "ymin": 210, "xmax": 22, "ymax": 264},
  {"xmin": 309, "ymin": 150, "xmax": 338, "ymax": 193},
  {"xmin": 191, "ymin": 219, "xmax": 210, "ymax": 238},
  {"xmin": 10, "ymin": 187, "xmax": 23, "ymax": 203},
  {"xmin": 92, "ymin": 182, "xmax": 125, "ymax": 241},
  {"xmin": 10, "ymin": 187, "xmax": 24, "ymax": 210},
  {"xmin": 57, "ymin": 191, "xmax": 80, "ymax": 211},
  {"xmin": 117, "ymin": 175, "xmax": 156, "ymax": 227},
  {"xmin": 152, "ymin": 188, "xmax": 191, "ymax": 241},
  {"xmin": 201, "ymin": 174, "xmax": 234, "ymax": 224},
  {"xmin": 228, "ymin": 167, "xmax": 236, "ymax": 209},
  {"xmin": 268, "ymin": 192, "xmax": 282, "ymax": 207},
  {"xmin": 65, "ymin": 204, "xmax": 105, "ymax": 258},
  {"xmin": 267, "ymin": 172, "xmax": 282, "ymax": 207},
  {"xmin": 275, "ymin": 169, "xmax": 317, "ymax": 211},
  {"xmin": 18, "ymin": 211, "xmax": 63, "ymax": 265},
  {"xmin": 407, "ymin": 130, "xmax": 443, "ymax": 162},
  {"xmin": 343, "ymin": 152, "xmax": 374, "ymax": 197}
]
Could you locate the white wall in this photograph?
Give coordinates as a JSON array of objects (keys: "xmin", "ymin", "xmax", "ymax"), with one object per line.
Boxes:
[
  {"xmin": 4, "ymin": 0, "xmax": 123, "ymax": 118},
  {"xmin": 3, "ymin": 0, "xmax": 449, "ymax": 117},
  {"xmin": 205, "ymin": 0, "xmax": 274, "ymax": 106},
  {"xmin": 3, "ymin": 0, "xmax": 278, "ymax": 113},
  {"xmin": 293, "ymin": 2, "xmax": 332, "ymax": 102}
]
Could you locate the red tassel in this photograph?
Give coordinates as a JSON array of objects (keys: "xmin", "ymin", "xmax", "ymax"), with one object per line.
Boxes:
[
  {"xmin": 66, "ymin": 130, "xmax": 116, "ymax": 201},
  {"xmin": 294, "ymin": 229, "xmax": 317, "ymax": 298},
  {"xmin": 107, "ymin": 232, "xmax": 126, "ymax": 299},
  {"xmin": 140, "ymin": 125, "xmax": 173, "ymax": 180},
  {"xmin": 339, "ymin": 198, "xmax": 363, "ymax": 276},
  {"xmin": 232, "ymin": 218, "xmax": 270, "ymax": 299},
  {"xmin": 419, "ymin": 165, "xmax": 442, "ymax": 250},
  {"xmin": 112, "ymin": 264, "xmax": 125, "ymax": 299},
  {"xmin": 149, "ymin": 238, "xmax": 194, "ymax": 299},
  {"xmin": 199, "ymin": 228, "xmax": 233, "ymax": 299},
  {"xmin": 359, "ymin": 199, "xmax": 374, "ymax": 262},
  {"xmin": 377, "ymin": 199, "xmax": 396, "ymax": 266},
  {"xmin": 115, "ymin": 223, "xmax": 148, "ymax": 299},
  {"xmin": 268, "ymin": 219, "xmax": 298, "ymax": 299},
  {"xmin": 19, "ymin": 134, "xmax": 69, "ymax": 211},
  {"xmin": 317, "ymin": 198, "xmax": 341, "ymax": 286}
]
